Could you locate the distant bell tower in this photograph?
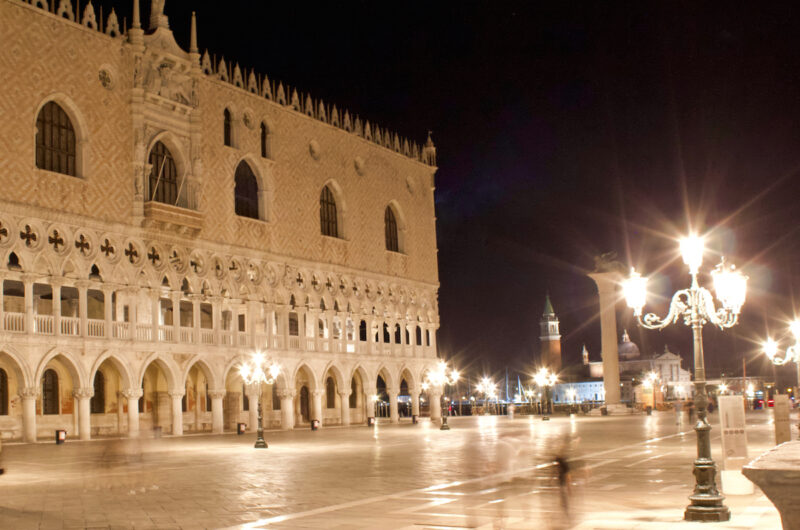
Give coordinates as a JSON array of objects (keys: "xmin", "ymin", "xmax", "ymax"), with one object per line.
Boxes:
[{"xmin": 539, "ymin": 294, "xmax": 562, "ymax": 373}]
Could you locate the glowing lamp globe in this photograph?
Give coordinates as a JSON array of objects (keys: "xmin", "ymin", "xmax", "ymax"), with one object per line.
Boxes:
[
  {"xmin": 791, "ymin": 320, "xmax": 800, "ymax": 343},
  {"xmin": 622, "ymin": 269, "xmax": 648, "ymax": 316},
  {"xmin": 764, "ymin": 338, "xmax": 779, "ymax": 360},
  {"xmin": 711, "ymin": 260, "xmax": 747, "ymax": 314},
  {"xmin": 680, "ymin": 234, "xmax": 705, "ymax": 274}
]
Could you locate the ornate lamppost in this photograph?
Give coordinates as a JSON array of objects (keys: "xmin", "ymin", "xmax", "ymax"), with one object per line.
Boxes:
[
  {"xmin": 425, "ymin": 361, "xmax": 459, "ymax": 430},
  {"xmin": 763, "ymin": 321, "xmax": 800, "ymax": 398},
  {"xmin": 622, "ymin": 233, "xmax": 747, "ymax": 522},
  {"xmin": 239, "ymin": 352, "xmax": 281, "ymax": 449},
  {"xmin": 534, "ymin": 368, "xmax": 557, "ymax": 420},
  {"xmin": 476, "ymin": 376, "xmax": 497, "ymax": 416}
]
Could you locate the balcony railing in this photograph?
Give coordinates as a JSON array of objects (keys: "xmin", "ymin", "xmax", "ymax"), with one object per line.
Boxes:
[
  {"xmin": 0, "ymin": 312, "xmax": 433, "ymax": 357},
  {"xmin": 61, "ymin": 316, "xmax": 80, "ymax": 336}
]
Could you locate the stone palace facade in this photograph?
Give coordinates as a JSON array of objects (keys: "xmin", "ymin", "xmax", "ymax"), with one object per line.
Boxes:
[{"xmin": 0, "ymin": 0, "xmax": 442, "ymax": 441}]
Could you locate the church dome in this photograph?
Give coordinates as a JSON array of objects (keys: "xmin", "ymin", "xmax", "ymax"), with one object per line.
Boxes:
[{"xmin": 618, "ymin": 329, "xmax": 640, "ymax": 359}]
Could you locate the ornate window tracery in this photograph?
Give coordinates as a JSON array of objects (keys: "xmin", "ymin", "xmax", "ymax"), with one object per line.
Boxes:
[
  {"xmin": 36, "ymin": 102, "xmax": 76, "ymax": 176},
  {"xmin": 385, "ymin": 206, "xmax": 399, "ymax": 252},
  {"xmin": 234, "ymin": 161, "xmax": 259, "ymax": 219},
  {"xmin": 320, "ymin": 186, "xmax": 338, "ymax": 238},
  {"xmin": 147, "ymin": 141, "xmax": 179, "ymax": 205}
]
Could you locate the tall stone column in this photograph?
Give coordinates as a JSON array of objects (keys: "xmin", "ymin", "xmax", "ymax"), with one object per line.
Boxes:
[
  {"xmin": 51, "ymin": 279, "xmax": 63, "ymax": 336},
  {"xmin": 102, "ymin": 286, "xmax": 114, "ymax": 339},
  {"xmin": 22, "ymin": 274, "xmax": 35, "ymax": 334},
  {"xmin": 279, "ymin": 389, "xmax": 295, "ymax": 430},
  {"xmin": 588, "ymin": 271, "xmax": 622, "ymax": 407},
  {"xmin": 388, "ymin": 387, "xmax": 399, "ymax": 423},
  {"xmin": 169, "ymin": 391, "xmax": 184, "ymax": 435},
  {"xmin": 410, "ymin": 387, "xmax": 420, "ymax": 417},
  {"xmin": 150, "ymin": 289, "xmax": 161, "ymax": 342},
  {"xmin": 171, "ymin": 291, "xmax": 181, "ymax": 342},
  {"xmin": 123, "ymin": 389, "xmax": 142, "ymax": 437},
  {"xmin": 209, "ymin": 390, "xmax": 225, "ymax": 434},
  {"xmin": 20, "ymin": 387, "xmax": 38, "ymax": 442},
  {"xmin": 76, "ymin": 280, "xmax": 90, "ymax": 337},
  {"xmin": 311, "ymin": 389, "xmax": 323, "ymax": 426},
  {"xmin": 339, "ymin": 390, "xmax": 351, "ymax": 426},
  {"xmin": 74, "ymin": 388, "xmax": 93, "ymax": 440}
]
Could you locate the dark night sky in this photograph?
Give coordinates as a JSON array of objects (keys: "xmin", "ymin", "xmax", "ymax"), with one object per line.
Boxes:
[{"xmin": 106, "ymin": 1, "xmax": 800, "ymax": 386}]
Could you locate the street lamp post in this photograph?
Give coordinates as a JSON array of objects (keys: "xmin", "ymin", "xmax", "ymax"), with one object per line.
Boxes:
[
  {"xmin": 534, "ymin": 368, "xmax": 557, "ymax": 420},
  {"xmin": 623, "ymin": 233, "xmax": 747, "ymax": 522},
  {"xmin": 425, "ymin": 361, "xmax": 459, "ymax": 430},
  {"xmin": 762, "ymin": 322, "xmax": 800, "ymax": 398},
  {"xmin": 476, "ymin": 376, "xmax": 497, "ymax": 416},
  {"xmin": 239, "ymin": 352, "xmax": 281, "ymax": 449}
]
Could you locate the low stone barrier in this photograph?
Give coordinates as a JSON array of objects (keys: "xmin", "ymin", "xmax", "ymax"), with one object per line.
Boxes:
[{"xmin": 742, "ymin": 441, "xmax": 800, "ymax": 530}]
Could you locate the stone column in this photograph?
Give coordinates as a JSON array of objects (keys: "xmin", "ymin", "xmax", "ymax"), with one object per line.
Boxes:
[
  {"xmin": 20, "ymin": 387, "xmax": 38, "ymax": 442},
  {"xmin": 588, "ymin": 271, "xmax": 622, "ymax": 407},
  {"xmin": 339, "ymin": 390, "xmax": 351, "ymax": 426},
  {"xmin": 311, "ymin": 389, "xmax": 323, "ymax": 425},
  {"xmin": 279, "ymin": 389, "xmax": 295, "ymax": 430},
  {"xmin": 411, "ymin": 387, "xmax": 420, "ymax": 417},
  {"xmin": 169, "ymin": 391, "xmax": 184, "ymax": 435},
  {"xmin": 74, "ymin": 388, "xmax": 93, "ymax": 441},
  {"xmin": 76, "ymin": 280, "xmax": 90, "ymax": 337},
  {"xmin": 150, "ymin": 289, "xmax": 161, "ymax": 342},
  {"xmin": 429, "ymin": 388, "xmax": 442, "ymax": 423},
  {"xmin": 0, "ymin": 271, "xmax": 4, "ymax": 331},
  {"xmin": 51, "ymin": 279, "xmax": 63, "ymax": 336},
  {"xmin": 209, "ymin": 390, "xmax": 225, "ymax": 433},
  {"xmin": 123, "ymin": 389, "xmax": 142, "ymax": 437},
  {"xmin": 192, "ymin": 295, "xmax": 202, "ymax": 343},
  {"xmin": 171, "ymin": 291, "xmax": 181, "ymax": 342},
  {"xmin": 247, "ymin": 385, "xmax": 260, "ymax": 432},
  {"xmin": 302, "ymin": 308, "xmax": 313, "ymax": 351},
  {"xmin": 102, "ymin": 285, "xmax": 114, "ymax": 339},
  {"xmin": 22, "ymin": 274, "xmax": 35, "ymax": 334},
  {"xmin": 211, "ymin": 296, "xmax": 222, "ymax": 345},
  {"xmin": 388, "ymin": 387, "xmax": 399, "ymax": 423},
  {"xmin": 127, "ymin": 287, "xmax": 139, "ymax": 341}
]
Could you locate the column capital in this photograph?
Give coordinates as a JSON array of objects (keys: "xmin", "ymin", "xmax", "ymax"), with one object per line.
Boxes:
[
  {"xmin": 73, "ymin": 388, "xmax": 94, "ymax": 399},
  {"xmin": 48, "ymin": 276, "xmax": 67, "ymax": 288},
  {"xmin": 121, "ymin": 389, "xmax": 143, "ymax": 400},
  {"xmin": 208, "ymin": 390, "xmax": 226, "ymax": 399},
  {"xmin": 311, "ymin": 389, "xmax": 325, "ymax": 398},
  {"xmin": 168, "ymin": 390, "xmax": 185, "ymax": 399},
  {"xmin": 19, "ymin": 387, "xmax": 40, "ymax": 399},
  {"xmin": 21, "ymin": 273, "xmax": 39, "ymax": 284},
  {"xmin": 74, "ymin": 279, "xmax": 92, "ymax": 289},
  {"xmin": 277, "ymin": 388, "xmax": 296, "ymax": 399},
  {"xmin": 338, "ymin": 389, "xmax": 352, "ymax": 398}
]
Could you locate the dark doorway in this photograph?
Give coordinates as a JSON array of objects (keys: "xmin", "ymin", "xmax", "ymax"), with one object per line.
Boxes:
[{"xmin": 300, "ymin": 385, "xmax": 310, "ymax": 423}]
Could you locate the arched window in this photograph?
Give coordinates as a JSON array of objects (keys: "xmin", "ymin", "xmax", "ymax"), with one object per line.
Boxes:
[
  {"xmin": 260, "ymin": 122, "xmax": 269, "ymax": 158},
  {"xmin": 147, "ymin": 141, "xmax": 179, "ymax": 205},
  {"xmin": 36, "ymin": 101, "xmax": 76, "ymax": 176},
  {"xmin": 426, "ymin": 329, "xmax": 431, "ymax": 346},
  {"xmin": 42, "ymin": 369, "xmax": 59, "ymax": 415},
  {"xmin": 326, "ymin": 377, "xmax": 336, "ymax": 408},
  {"xmin": 242, "ymin": 383, "xmax": 249, "ymax": 411},
  {"xmin": 223, "ymin": 108, "xmax": 232, "ymax": 147},
  {"xmin": 90, "ymin": 371, "xmax": 105, "ymax": 414},
  {"xmin": 394, "ymin": 324, "xmax": 402, "ymax": 344},
  {"xmin": 320, "ymin": 186, "xmax": 338, "ymax": 237},
  {"xmin": 272, "ymin": 384, "xmax": 280, "ymax": 410},
  {"xmin": 385, "ymin": 206, "xmax": 399, "ymax": 252},
  {"xmin": 349, "ymin": 378, "xmax": 357, "ymax": 408},
  {"xmin": 288, "ymin": 312, "xmax": 299, "ymax": 336},
  {"xmin": 234, "ymin": 161, "xmax": 259, "ymax": 219},
  {"xmin": 416, "ymin": 326, "xmax": 422, "ymax": 346},
  {"xmin": 383, "ymin": 323, "xmax": 390, "ymax": 343},
  {"xmin": 0, "ymin": 368, "xmax": 7, "ymax": 415},
  {"xmin": 359, "ymin": 320, "xmax": 367, "ymax": 342}
]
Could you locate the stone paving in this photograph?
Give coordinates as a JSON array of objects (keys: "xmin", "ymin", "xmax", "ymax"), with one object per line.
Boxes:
[{"xmin": 0, "ymin": 411, "xmax": 788, "ymax": 529}]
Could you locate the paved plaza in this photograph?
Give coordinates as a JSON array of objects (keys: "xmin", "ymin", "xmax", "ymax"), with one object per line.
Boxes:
[{"xmin": 0, "ymin": 411, "xmax": 787, "ymax": 529}]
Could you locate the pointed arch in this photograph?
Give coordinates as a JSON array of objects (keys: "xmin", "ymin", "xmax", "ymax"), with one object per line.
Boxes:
[
  {"xmin": 375, "ymin": 364, "xmax": 395, "ymax": 393},
  {"xmin": 234, "ymin": 155, "xmax": 272, "ymax": 221},
  {"xmin": 89, "ymin": 351, "xmax": 133, "ymax": 391},
  {"xmin": 181, "ymin": 355, "xmax": 220, "ymax": 390},
  {"xmin": 0, "ymin": 345, "xmax": 33, "ymax": 388},
  {"xmin": 136, "ymin": 352, "xmax": 180, "ymax": 390},
  {"xmin": 33, "ymin": 94, "xmax": 89, "ymax": 178},
  {"xmin": 35, "ymin": 348, "xmax": 86, "ymax": 389},
  {"xmin": 291, "ymin": 363, "xmax": 319, "ymax": 391}
]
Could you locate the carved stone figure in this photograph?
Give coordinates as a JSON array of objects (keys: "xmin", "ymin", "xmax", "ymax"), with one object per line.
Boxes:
[{"xmin": 593, "ymin": 251, "xmax": 627, "ymax": 274}]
